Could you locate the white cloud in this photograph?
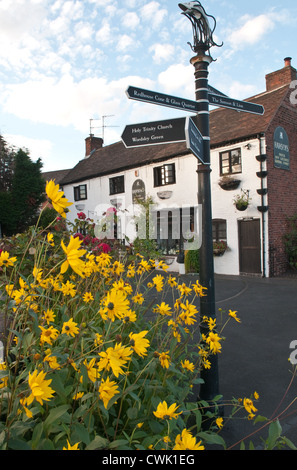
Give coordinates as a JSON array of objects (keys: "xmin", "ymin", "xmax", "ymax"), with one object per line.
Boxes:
[
  {"xmin": 4, "ymin": 133, "xmax": 53, "ymax": 163},
  {"xmin": 0, "ymin": 74, "xmax": 155, "ymax": 133},
  {"xmin": 141, "ymin": 1, "xmax": 168, "ymax": 28},
  {"xmin": 122, "ymin": 11, "xmax": 140, "ymax": 29},
  {"xmin": 96, "ymin": 22, "xmax": 114, "ymax": 45},
  {"xmin": 116, "ymin": 34, "xmax": 137, "ymax": 52},
  {"xmin": 158, "ymin": 63, "xmax": 194, "ymax": 98},
  {"xmin": 228, "ymin": 14, "xmax": 275, "ymax": 50},
  {"xmin": 149, "ymin": 43, "xmax": 175, "ymax": 64}
]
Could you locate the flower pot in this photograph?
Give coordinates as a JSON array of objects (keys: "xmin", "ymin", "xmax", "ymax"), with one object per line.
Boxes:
[
  {"xmin": 236, "ymin": 204, "xmax": 248, "ymax": 211},
  {"xmin": 257, "ymin": 171, "xmax": 268, "ymax": 178},
  {"xmin": 257, "ymin": 188, "xmax": 268, "ymax": 196},
  {"xmin": 256, "ymin": 154, "xmax": 267, "ymax": 162},
  {"xmin": 218, "ymin": 178, "xmax": 241, "ymax": 191}
]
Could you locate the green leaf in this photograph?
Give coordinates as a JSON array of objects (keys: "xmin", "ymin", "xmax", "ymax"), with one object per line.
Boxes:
[
  {"xmin": 8, "ymin": 438, "xmax": 31, "ymax": 450},
  {"xmin": 127, "ymin": 407, "xmax": 138, "ymax": 420},
  {"xmin": 44, "ymin": 404, "xmax": 70, "ymax": 433},
  {"xmin": 86, "ymin": 435, "xmax": 109, "ymax": 450},
  {"xmin": 31, "ymin": 422, "xmax": 44, "ymax": 449},
  {"xmin": 197, "ymin": 431, "xmax": 226, "ymax": 449},
  {"xmin": 108, "ymin": 439, "xmax": 129, "ymax": 449},
  {"xmin": 266, "ymin": 419, "xmax": 282, "ymax": 450}
]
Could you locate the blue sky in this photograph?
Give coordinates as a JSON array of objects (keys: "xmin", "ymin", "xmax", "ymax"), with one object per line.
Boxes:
[{"xmin": 0, "ymin": 0, "xmax": 297, "ymax": 172}]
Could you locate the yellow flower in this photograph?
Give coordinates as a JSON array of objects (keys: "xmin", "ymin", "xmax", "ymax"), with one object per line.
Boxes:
[
  {"xmin": 81, "ymin": 358, "xmax": 100, "ymax": 383},
  {"xmin": 100, "ymin": 288, "xmax": 130, "ymax": 322},
  {"xmin": 42, "ymin": 309, "xmax": 56, "ymax": 325},
  {"xmin": 178, "ymin": 283, "xmax": 192, "ymax": 297},
  {"xmin": 61, "ymin": 236, "xmax": 87, "ymax": 277},
  {"xmin": 122, "ymin": 310, "xmax": 137, "ymax": 323},
  {"xmin": 98, "ymin": 343, "xmax": 132, "ymax": 377},
  {"xmin": 174, "ymin": 429, "xmax": 204, "ymax": 450},
  {"xmin": 39, "ymin": 325, "xmax": 59, "ymax": 345},
  {"xmin": 159, "ymin": 351, "xmax": 170, "ymax": 369},
  {"xmin": 243, "ymin": 398, "xmax": 258, "ymax": 418},
  {"xmin": 178, "ymin": 300, "xmax": 197, "ymax": 325},
  {"xmin": 167, "ymin": 276, "xmax": 177, "ymax": 287},
  {"xmin": 96, "ymin": 252, "xmax": 112, "ymax": 268},
  {"xmin": 73, "ymin": 392, "xmax": 84, "ymax": 400},
  {"xmin": 152, "ymin": 274, "xmax": 164, "ymax": 292},
  {"xmin": 129, "ymin": 331, "xmax": 150, "ymax": 358},
  {"xmin": 181, "ymin": 359, "xmax": 195, "ymax": 372},
  {"xmin": 43, "ymin": 353, "xmax": 61, "ymax": 370},
  {"xmin": 254, "ymin": 391, "xmax": 260, "ymax": 400},
  {"xmin": 99, "ymin": 377, "xmax": 119, "ymax": 409},
  {"xmin": 0, "ymin": 363, "xmax": 8, "ymax": 389},
  {"xmin": 19, "ymin": 398, "xmax": 33, "ymax": 419},
  {"xmin": 94, "ymin": 333, "xmax": 103, "ymax": 347},
  {"xmin": 60, "ymin": 280, "xmax": 77, "ymax": 297},
  {"xmin": 26, "ymin": 369, "xmax": 55, "ymax": 406},
  {"xmin": 62, "ymin": 318, "xmax": 79, "ymax": 337},
  {"xmin": 205, "ymin": 331, "xmax": 222, "ymax": 354},
  {"xmin": 153, "ymin": 401, "xmax": 182, "ymax": 420},
  {"xmin": 154, "ymin": 302, "xmax": 172, "ymax": 316},
  {"xmin": 0, "ymin": 251, "xmax": 17, "ymax": 268},
  {"xmin": 83, "ymin": 292, "xmax": 94, "ymax": 303},
  {"xmin": 47, "ymin": 232, "xmax": 54, "ymax": 246},
  {"xmin": 46, "ymin": 180, "xmax": 72, "ymax": 218},
  {"xmin": 228, "ymin": 309, "xmax": 241, "ymax": 323},
  {"xmin": 132, "ymin": 293, "xmax": 145, "ymax": 305},
  {"xmin": 216, "ymin": 417, "xmax": 223, "ymax": 429},
  {"xmin": 192, "ymin": 281, "xmax": 207, "ymax": 297},
  {"xmin": 63, "ymin": 440, "xmax": 80, "ymax": 450}
]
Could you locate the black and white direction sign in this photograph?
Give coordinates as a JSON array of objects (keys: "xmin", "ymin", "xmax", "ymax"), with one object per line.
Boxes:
[
  {"xmin": 208, "ymin": 93, "xmax": 264, "ymax": 115},
  {"xmin": 185, "ymin": 116, "xmax": 205, "ymax": 164},
  {"xmin": 121, "ymin": 117, "xmax": 186, "ymax": 148},
  {"xmin": 126, "ymin": 86, "xmax": 199, "ymax": 114}
]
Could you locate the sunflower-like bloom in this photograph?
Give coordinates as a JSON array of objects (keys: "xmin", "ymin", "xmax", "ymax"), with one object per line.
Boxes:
[
  {"xmin": 153, "ymin": 401, "xmax": 182, "ymax": 420},
  {"xmin": 63, "ymin": 440, "xmax": 80, "ymax": 450},
  {"xmin": 129, "ymin": 331, "xmax": 150, "ymax": 358},
  {"xmin": 205, "ymin": 331, "xmax": 222, "ymax": 355},
  {"xmin": 27, "ymin": 370, "xmax": 55, "ymax": 406},
  {"xmin": 0, "ymin": 250, "xmax": 17, "ymax": 268},
  {"xmin": 46, "ymin": 180, "xmax": 72, "ymax": 218},
  {"xmin": 100, "ymin": 289, "xmax": 130, "ymax": 322},
  {"xmin": 154, "ymin": 302, "xmax": 172, "ymax": 316},
  {"xmin": 62, "ymin": 318, "xmax": 79, "ymax": 337},
  {"xmin": 99, "ymin": 377, "xmax": 120, "ymax": 409},
  {"xmin": 39, "ymin": 325, "xmax": 59, "ymax": 345},
  {"xmin": 61, "ymin": 236, "xmax": 87, "ymax": 277},
  {"xmin": 98, "ymin": 343, "xmax": 133, "ymax": 377},
  {"xmin": 174, "ymin": 429, "xmax": 205, "ymax": 450},
  {"xmin": 159, "ymin": 351, "xmax": 170, "ymax": 369},
  {"xmin": 181, "ymin": 359, "xmax": 195, "ymax": 372}
]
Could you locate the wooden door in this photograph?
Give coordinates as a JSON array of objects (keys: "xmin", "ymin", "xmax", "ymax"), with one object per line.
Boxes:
[{"xmin": 238, "ymin": 219, "xmax": 261, "ymax": 274}]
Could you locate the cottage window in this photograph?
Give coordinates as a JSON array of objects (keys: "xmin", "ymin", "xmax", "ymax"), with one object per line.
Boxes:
[
  {"xmin": 74, "ymin": 184, "xmax": 87, "ymax": 201},
  {"xmin": 154, "ymin": 163, "xmax": 176, "ymax": 187},
  {"xmin": 219, "ymin": 148, "xmax": 242, "ymax": 176},
  {"xmin": 212, "ymin": 219, "xmax": 227, "ymax": 242},
  {"xmin": 110, "ymin": 176, "xmax": 125, "ymax": 195}
]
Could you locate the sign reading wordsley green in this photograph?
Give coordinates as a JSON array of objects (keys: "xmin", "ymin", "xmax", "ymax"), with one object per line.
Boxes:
[{"xmin": 274, "ymin": 126, "xmax": 290, "ymax": 170}]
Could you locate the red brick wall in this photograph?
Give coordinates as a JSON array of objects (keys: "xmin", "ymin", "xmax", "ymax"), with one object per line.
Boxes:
[{"xmin": 266, "ymin": 88, "xmax": 297, "ymax": 276}]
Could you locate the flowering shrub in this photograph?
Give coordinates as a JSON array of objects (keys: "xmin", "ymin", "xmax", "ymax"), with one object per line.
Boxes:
[{"xmin": 0, "ymin": 181, "xmax": 294, "ymax": 451}]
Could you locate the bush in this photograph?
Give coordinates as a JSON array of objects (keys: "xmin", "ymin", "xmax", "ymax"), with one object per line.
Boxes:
[
  {"xmin": 185, "ymin": 250, "xmax": 200, "ymax": 274},
  {"xmin": 0, "ymin": 181, "xmax": 295, "ymax": 451}
]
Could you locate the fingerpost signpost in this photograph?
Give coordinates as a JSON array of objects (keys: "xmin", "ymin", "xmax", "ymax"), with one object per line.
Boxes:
[{"xmin": 123, "ymin": 1, "xmax": 264, "ymax": 407}]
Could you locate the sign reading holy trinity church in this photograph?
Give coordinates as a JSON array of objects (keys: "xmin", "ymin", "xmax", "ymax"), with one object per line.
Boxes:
[{"xmin": 274, "ymin": 126, "xmax": 290, "ymax": 170}]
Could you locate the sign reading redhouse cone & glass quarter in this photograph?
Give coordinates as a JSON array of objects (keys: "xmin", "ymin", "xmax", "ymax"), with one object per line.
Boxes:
[{"xmin": 274, "ymin": 126, "xmax": 290, "ymax": 170}]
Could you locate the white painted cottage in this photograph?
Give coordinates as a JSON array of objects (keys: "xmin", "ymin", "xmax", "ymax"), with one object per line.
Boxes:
[{"xmin": 54, "ymin": 58, "xmax": 297, "ymax": 278}]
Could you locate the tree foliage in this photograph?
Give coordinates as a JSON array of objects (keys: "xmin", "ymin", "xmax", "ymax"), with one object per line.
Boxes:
[{"xmin": 0, "ymin": 139, "xmax": 45, "ymax": 236}]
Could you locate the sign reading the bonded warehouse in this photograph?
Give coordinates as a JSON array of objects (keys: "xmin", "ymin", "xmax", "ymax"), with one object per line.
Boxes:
[
  {"xmin": 274, "ymin": 127, "xmax": 290, "ymax": 170},
  {"xmin": 132, "ymin": 179, "xmax": 146, "ymax": 203}
]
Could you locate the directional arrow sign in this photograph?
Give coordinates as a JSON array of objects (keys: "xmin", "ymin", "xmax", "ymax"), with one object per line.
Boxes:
[
  {"xmin": 185, "ymin": 116, "xmax": 205, "ymax": 164},
  {"xmin": 208, "ymin": 93, "xmax": 265, "ymax": 115},
  {"xmin": 126, "ymin": 86, "xmax": 199, "ymax": 114},
  {"xmin": 121, "ymin": 117, "xmax": 186, "ymax": 148}
]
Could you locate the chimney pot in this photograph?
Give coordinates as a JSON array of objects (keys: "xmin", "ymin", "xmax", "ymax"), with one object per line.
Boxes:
[
  {"xmin": 284, "ymin": 57, "xmax": 292, "ymax": 67},
  {"xmin": 85, "ymin": 135, "xmax": 103, "ymax": 157}
]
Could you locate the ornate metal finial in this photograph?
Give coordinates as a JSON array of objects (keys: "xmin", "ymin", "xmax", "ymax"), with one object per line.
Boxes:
[{"xmin": 178, "ymin": 2, "xmax": 223, "ymax": 55}]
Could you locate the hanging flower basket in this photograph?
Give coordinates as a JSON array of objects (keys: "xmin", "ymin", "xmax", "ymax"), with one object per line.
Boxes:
[
  {"xmin": 213, "ymin": 240, "xmax": 228, "ymax": 256},
  {"xmin": 233, "ymin": 190, "xmax": 251, "ymax": 211},
  {"xmin": 218, "ymin": 176, "xmax": 241, "ymax": 191}
]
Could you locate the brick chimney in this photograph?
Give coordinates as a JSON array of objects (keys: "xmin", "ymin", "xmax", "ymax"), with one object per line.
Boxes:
[
  {"xmin": 85, "ymin": 134, "xmax": 103, "ymax": 158},
  {"xmin": 266, "ymin": 57, "xmax": 297, "ymax": 92}
]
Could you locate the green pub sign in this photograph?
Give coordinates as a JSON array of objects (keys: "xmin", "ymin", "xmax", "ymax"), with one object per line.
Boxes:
[{"xmin": 274, "ymin": 126, "xmax": 290, "ymax": 170}]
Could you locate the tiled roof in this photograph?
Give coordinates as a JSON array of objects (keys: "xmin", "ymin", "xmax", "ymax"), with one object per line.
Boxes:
[
  {"xmin": 209, "ymin": 85, "xmax": 288, "ymax": 147},
  {"xmin": 43, "ymin": 169, "xmax": 71, "ymax": 184},
  {"xmin": 60, "ymin": 85, "xmax": 288, "ymax": 186}
]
